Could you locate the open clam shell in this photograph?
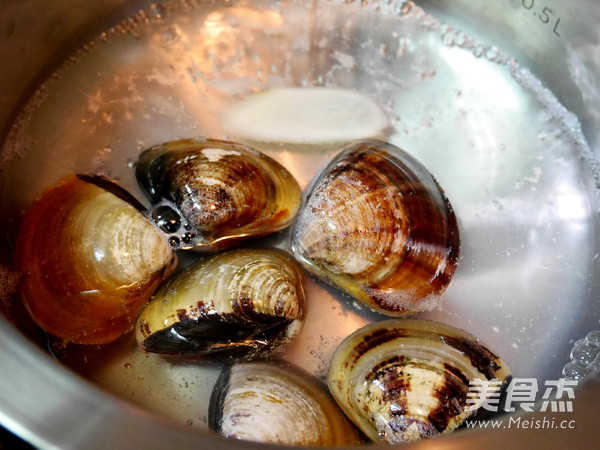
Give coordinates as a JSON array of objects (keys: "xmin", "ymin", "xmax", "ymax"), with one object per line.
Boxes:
[
  {"xmin": 209, "ymin": 361, "xmax": 362, "ymax": 446},
  {"xmin": 291, "ymin": 139, "xmax": 460, "ymax": 316},
  {"xmin": 328, "ymin": 319, "xmax": 511, "ymax": 443},
  {"xmin": 14, "ymin": 175, "xmax": 176, "ymax": 345},
  {"xmin": 136, "ymin": 138, "xmax": 302, "ymax": 253},
  {"xmin": 135, "ymin": 248, "xmax": 304, "ymax": 361}
]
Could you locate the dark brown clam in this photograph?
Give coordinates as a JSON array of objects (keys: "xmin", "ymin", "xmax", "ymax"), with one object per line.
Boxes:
[
  {"xmin": 291, "ymin": 139, "xmax": 460, "ymax": 316},
  {"xmin": 136, "ymin": 138, "xmax": 302, "ymax": 253},
  {"xmin": 14, "ymin": 175, "xmax": 176, "ymax": 345}
]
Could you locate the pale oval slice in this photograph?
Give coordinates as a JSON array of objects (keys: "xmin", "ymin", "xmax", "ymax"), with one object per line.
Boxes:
[{"xmin": 221, "ymin": 87, "xmax": 389, "ymax": 145}]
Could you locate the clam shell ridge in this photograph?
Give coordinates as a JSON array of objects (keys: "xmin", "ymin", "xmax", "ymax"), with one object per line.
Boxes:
[
  {"xmin": 136, "ymin": 138, "xmax": 302, "ymax": 253},
  {"xmin": 291, "ymin": 139, "xmax": 460, "ymax": 316},
  {"xmin": 328, "ymin": 319, "xmax": 511, "ymax": 443},
  {"xmin": 135, "ymin": 248, "xmax": 304, "ymax": 361},
  {"xmin": 14, "ymin": 175, "xmax": 176, "ymax": 345},
  {"xmin": 209, "ymin": 362, "xmax": 362, "ymax": 446}
]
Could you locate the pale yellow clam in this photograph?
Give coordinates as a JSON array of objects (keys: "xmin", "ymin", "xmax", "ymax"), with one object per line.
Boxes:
[
  {"xmin": 210, "ymin": 361, "xmax": 362, "ymax": 446},
  {"xmin": 15, "ymin": 175, "xmax": 176, "ymax": 345}
]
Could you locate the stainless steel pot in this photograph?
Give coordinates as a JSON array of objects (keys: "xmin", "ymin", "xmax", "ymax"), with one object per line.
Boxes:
[{"xmin": 0, "ymin": 0, "xmax": 599, "ymax": 448}]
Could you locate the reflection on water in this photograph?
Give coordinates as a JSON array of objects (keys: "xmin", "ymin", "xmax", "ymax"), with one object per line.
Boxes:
[{"xmin": 0, "ymin": 0, "xmax": 599, "ymax": 432}]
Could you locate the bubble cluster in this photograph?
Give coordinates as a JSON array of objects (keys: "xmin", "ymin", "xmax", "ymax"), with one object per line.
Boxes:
[{"xmin": 562, "ymin": 331, "xmax": 600, "ymax": 381}]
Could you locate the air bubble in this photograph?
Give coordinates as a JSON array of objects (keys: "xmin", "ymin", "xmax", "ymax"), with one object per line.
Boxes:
[
  {"xmin": 442, "ymin": 31, "xmax": 455, "ymax": 46},
  {"xmin": 473, "ymin": 46, "xmax": 485, "ymax": 58},
  {"xmin": 562, "ymin": 361, "xmax": 590, "ymax": 381},
  {"xmin": 486, "ymin": 47, "xmax": 499, "ymax": 61},
  {"xmin": 564, "ymin": 330, "xmax": 600, "ymax": 381},
  {"xmin": 394, "ymin": 2, "xmax": 409, "ymax": 16},
  {"xmin": 152, "ymin": 206, "xmax": 182, "ymax": 233},
  {"xmin": 454, "ymin": 32, "xmax": 466, "ymax": 47},
  {"xmin": 183, "ymin": 232, "xmax": 196, "ymax": 244},
  {"xmin": 148, "ymin": 4, "xmax": 166, "ymax": 20},
  {"xmin": 570, "ymin": 340, "xmax": 600, "ymax": 365},
  {"xmin": 586, "ymin": 330, "xmax": 600, "ymax": 347},
  {"xmin": 161, "ymin": 25, "xmax": 182, "ymax": 47}
]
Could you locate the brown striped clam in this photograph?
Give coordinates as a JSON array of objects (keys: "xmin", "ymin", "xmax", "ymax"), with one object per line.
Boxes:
[
  {"xmin": 135, "ymin": 248, "xmax": 304, "ymax": 361},
  {"xmin": 209, "ymin": 361, "xmax": 362, "ymax": 446},
  {"xmin": 328, "ymin": 319, "xmax": 511, "ymax": 443},
  {"xmin": 136, "ymin": 138, "xmax": 302, "ymax": 253},
  {"xmin": 291, "ymin": 139, "xmax": 459, "ymax": 316},
  {"xmin": 14, "ymin": 175, "xmax": 176, "ymax": 345}
]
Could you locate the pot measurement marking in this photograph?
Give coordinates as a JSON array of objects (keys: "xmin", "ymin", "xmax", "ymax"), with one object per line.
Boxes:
[{"xmin": 513, "ymin": 0, "xmax": 562, "ymax": 37}]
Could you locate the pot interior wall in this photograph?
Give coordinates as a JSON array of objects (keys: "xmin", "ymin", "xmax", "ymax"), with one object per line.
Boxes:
[{"xmin": 1, "ymin": 0, "xmax": 599, "ymax": 448}]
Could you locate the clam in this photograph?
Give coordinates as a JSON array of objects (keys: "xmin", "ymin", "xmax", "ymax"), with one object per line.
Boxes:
[
  {"xmin": 209, "ymin": 361, "xmax": 362, "ymax": 446},
  {"xmin": 136, "ymin": 248, "xmax": 304, "ymax": 360},
  {"xmin": 14, "ymin": 175, "xmax": 176, "ymax": 345},
  {"xmin": 136, "ymin": 138, "xmax": 302, "ymax": 253},
  {"xmin": 291, "ymin": 139, "xmax": 460, "ymax": 316},
  {"xmin": 328, "ymin": 319, "xmax": 511, "ymax": 443}
]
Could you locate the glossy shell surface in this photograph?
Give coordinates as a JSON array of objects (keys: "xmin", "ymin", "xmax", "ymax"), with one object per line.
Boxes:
[
  {"xmin": 328, "ymin": 319, "xmax": 511, "ymax": 443},
  {"xmin": 14, "ymin": 175, "xmax": 176, "ymax": 345},
  {"xmin": 136, "ymin": 248, "xmax": 304, "ymax": 360},
  {"xmin": 209, "ymin": 362, "xmax": 362, "ymax": 446},
  {"xmin": 136, "ymin": 138, "xmax": 302, "ymax": 253},
  {"xmin": 291, "ymin": 139, "xmax": 460, "ymax": 316}
]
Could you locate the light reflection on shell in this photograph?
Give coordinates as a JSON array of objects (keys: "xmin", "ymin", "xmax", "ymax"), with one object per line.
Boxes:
[
  {"xmin": 291, "ymin": 139, "xmax": 460, "ymax": 316},
  {"xmin": 209, "ymin": 361, "xmax": 363, "ymax": 446},
  {"xmin": 14, "ymin": 175, "xmax": 176, "ymax": 345}
]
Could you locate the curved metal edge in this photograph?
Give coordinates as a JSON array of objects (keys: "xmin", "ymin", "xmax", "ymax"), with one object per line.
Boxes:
[
  {"xmin": 0, "ymin": 0, "xmax": 599, "ymax": 448},
  {"xmin": 0, "ymin": 315, "xmax": 231, "ymax": 450},
  {"xmin": 2, "ymin": 309, "xmax": 599, "ymax": 449}
]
